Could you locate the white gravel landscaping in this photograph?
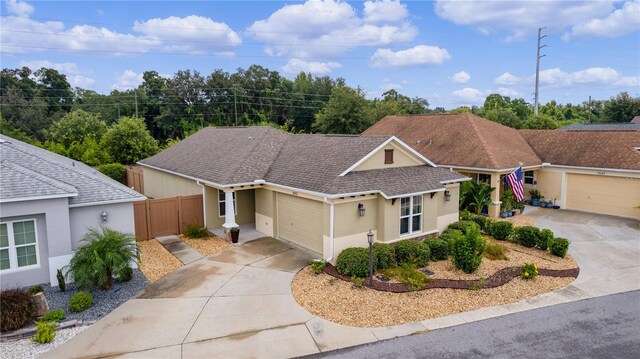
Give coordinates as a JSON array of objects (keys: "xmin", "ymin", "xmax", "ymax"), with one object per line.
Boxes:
[{"xmin": 0, "ymin": 325, "xmax": 89, "ymax": 359}]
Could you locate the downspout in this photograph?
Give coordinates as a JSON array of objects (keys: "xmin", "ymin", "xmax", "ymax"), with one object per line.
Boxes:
[
  {"xmin": 197, "ymin": 181, "xmax": 207, "ymax": 228},
  {"xmin": 323, "ymin": 197, "xmax": 335, "ymax": 262}
]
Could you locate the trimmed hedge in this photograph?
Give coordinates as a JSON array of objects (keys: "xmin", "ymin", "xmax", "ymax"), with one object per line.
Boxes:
[
  {"xmin": 41, "ymin": 308, "xmax": 66, "ymax": 323},
  {"xmin": 425, "ymin": 239, "xmax": 449, "ymax": 261},
  {"xmin": 447, "ymin": 220, "xmax": 480, "ymax": 234},
  {"xmin": 490, "ymin": 221, "xmax": 513, "ymax": 241},
  {"xmin": 98, "ymin": 163, "xmax": 126, "ymax": 183},
  {"xmin": 549, "ymin": 238, "xmax": 570, "ymax": 258},
  {"xmin": 471, "ymin": 215, "xmax": 493, "ymax": 233},
  {"xmin": 336, "ymin": 247, "xmax": 371, "ymax": 278},
  {"xmin": 438, "ymin": 229, "xmax": 464, "ymax": 243},
  {"xmin": 372, "ymin": 243, "xmax": 396, "ymax": 270},
  {"xmin": 514, "ymin": 226, "xmax": 540, "ymax": 248},
  {"xmin": 394, "ymin": 240, "xmax": 430, "ymax": 267},
  {"xmin": 450, "ymin": 226, "xmax": 485, "ymax": 273},
  {"xmin": 537, "ymin": 229, "xmax": 554, "ymax": 250},
  {"xmin": 69, "ymin": 291, "xmax": 93, "ymax": 313}
]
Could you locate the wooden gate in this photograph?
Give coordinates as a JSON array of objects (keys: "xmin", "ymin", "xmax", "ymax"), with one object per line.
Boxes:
[
  {"xmin": 126, "ymin": 166, "xmax": 144, "ymax": 194},
  {"xmin": 134, "ymin": 195, "xmax": 204, "ymax": 240}
]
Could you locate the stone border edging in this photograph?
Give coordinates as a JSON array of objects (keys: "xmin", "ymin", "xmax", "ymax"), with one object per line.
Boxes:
[
  {"xmin": 323, "ymin": 264, "xmax": 579, "ymax": 293},
  {"xmin": 0, "ymin": 319, "xmax": 94, "ymax": 341}
]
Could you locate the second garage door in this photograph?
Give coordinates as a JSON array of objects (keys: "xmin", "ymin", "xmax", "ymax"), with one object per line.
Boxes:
[
  {"xmin": 566, "ymin": 174, "xmax": 640, "ymax": 219},
  {"xmin": 277, "ymin": 194, "xmax": 323, "ymax": 253}
]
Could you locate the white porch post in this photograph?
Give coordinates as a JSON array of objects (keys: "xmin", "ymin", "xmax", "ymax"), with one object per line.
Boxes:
[{"xmin": 222, "ymin": 190, "xmax": 238, "ymax": 229}]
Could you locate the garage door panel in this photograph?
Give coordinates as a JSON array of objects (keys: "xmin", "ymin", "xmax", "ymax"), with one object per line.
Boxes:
[
  {"xmin": 278, "ymin": 194, "xmax": 323, "ymax": 253},
  {"xmin": 567, "ymin": 174, "xmax": 640, "ymax": 219}
]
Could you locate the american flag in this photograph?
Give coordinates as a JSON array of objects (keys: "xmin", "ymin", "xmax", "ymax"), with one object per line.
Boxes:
[{"xmin": 505, "ymin": 166, "xmax": 525, "ymax": 202}]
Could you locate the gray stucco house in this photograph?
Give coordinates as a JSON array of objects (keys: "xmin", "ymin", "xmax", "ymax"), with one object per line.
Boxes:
[{"xmin": 0, "ymin": 135, "xmax": 145, "ymax": 289}]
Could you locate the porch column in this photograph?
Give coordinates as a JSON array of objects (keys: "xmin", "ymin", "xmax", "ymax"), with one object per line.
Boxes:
[
  {"xmin": 488, "ymin": 174, "xmax": 501, "ymax": 218},
  {"xmin": 222, "ymin": 190, "xmax": 238, "ymax": 229}
]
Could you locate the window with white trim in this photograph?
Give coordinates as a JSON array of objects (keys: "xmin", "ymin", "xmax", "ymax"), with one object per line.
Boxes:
[
  {"xmin": 400, "ymin": 195, "xmax": 422, "ymax": 236},
  {"xmin": 218, "ymin": 190, "xmax": 237, "ymax": 217},
  {"xmin": 524, "ymin": 171, "xmax": 535, "ymax": 185},
  {"xmin": 0, "ymin": 220, "xmax": 39, "ymax": 271}
]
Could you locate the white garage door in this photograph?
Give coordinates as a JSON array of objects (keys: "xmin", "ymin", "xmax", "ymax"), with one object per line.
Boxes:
[
  {"xmin": 566, "ymin": 174, "xmax": 640, "ymax": 219},
  {"xmin": 277, "ymin": 194, "xmax": 323, "ymax": 253}
]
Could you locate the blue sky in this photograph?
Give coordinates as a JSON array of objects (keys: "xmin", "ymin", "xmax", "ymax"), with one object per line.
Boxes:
[{"xmin": 1, "ymin": 0, "xmax": 639, "ymax": 109}]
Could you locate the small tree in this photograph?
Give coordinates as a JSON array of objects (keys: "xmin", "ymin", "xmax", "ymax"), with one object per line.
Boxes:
[
  {"xmin": 46, "ymin": 109, "xmax": 107, "ymax": 147},
  {"xmin": 101, "ymin": 117, "xmax": 159, "ymax": 164},
  {"xmin": 67, "ymin": 227, "xmax": 138, "ymax": 290},
  {"xmin": 461, "ymin": 181, "xmax": 495, "ymax": 215}
]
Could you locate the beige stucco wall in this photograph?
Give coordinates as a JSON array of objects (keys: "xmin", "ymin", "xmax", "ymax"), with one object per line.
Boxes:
[
  {"xmin": 142, "ymin": 167, "xmax": 201, "ymax": 198},
  {"xmin": 204, "ymin": 186, "xmax": 255, "ymax": 229},
  {"xmin": 353, "ymin": 142, "xmax": 423, "ymax": 172},
  {"xmin": 535, "ymin": 170, "xmax": 562, "ymax": 203},
  {"xmin": 255, "ymin": 188, "xmax": 276, "ymax": 236}
]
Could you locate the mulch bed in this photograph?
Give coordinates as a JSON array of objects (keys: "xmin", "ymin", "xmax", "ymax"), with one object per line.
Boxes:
[{"xmin": 323, "ymin": 264, "xmax": 579, "ymax": 293}]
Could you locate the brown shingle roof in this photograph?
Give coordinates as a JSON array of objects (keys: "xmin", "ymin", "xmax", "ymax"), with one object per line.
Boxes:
[
  {"xmin": 520, "ymin": 130, "xmax": 640, "ymax": 170},
  {"xmin": 363, "ymin": 114, "xmax": 542, "ymax": 170},
  {"xmin": 139, "ymin": 127, "xmax": 468, "ymax": 196}
]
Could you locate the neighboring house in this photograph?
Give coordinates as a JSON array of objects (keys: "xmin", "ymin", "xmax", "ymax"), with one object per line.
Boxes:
[
  {"xmin": 138, "ymin": 127, "xmax": 468, "ymax": 260},
  {"xmin": 0, "ymin": 135, "xmax": 145, "ymax": 289},
  {"xmin": 364, "ymin": 113, "xmax": 640, "ymax": 219}
]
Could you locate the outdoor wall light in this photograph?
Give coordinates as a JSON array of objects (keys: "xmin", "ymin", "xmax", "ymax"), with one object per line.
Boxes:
[
  {"xmin": 101, "ymin": 210, "xmax": 108, "ymax": 223},
  {"xmin": 358, "ymin": 203, "xmax": 365, "ymax": 217},
  {"xmin": 444, "ymin": 190, "xmax": 452, "ymax": 202}
]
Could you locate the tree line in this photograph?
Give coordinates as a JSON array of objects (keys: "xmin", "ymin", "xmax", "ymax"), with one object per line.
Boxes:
[{"xmin": 1, "ymin": 65, "xmax": 638, "ymax": 166}]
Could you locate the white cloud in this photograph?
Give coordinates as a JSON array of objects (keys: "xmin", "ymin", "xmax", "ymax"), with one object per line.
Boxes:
[
  {"xmin": 435, "ymin": 0, "xmax": 616, "ymax": 40},
  {"xmin": 452, "ymin": 71, "xmax": 470, "ymax": 84},
  {"xmin": 370, "ymin": 45, "xmax": 450, "ymax": 68},
  {"xmin": 450, "ymin": 87, "xmax": 486, "ymax": 105},
  {"xmin": 363, "ymin": 0, "xmax": 409, "ymax": 23},
  {"xmin": 495, "ymin": 87, "xmax": 521, "ymax": 97},
  {"xmin": 18, "ymin": 60, "xmax": 96, "ymax": 88},
  {"xmin": 281, "ymin": 58, "xmax": 341, "ymax": 75},
  {"xmin": 247, "ymin": 0, "xmax": 417, "ymax": 57},
  {"xmin": 112, "ymin": 70, "xmax": 143, "ymax": 90},
  {"xmin": 538, "ymin": 67, "xmax": 639, "ymax": 88},
  {"xmin": 494, "ymin": 72, "xmax": 522, "ymax": 85},
  {"xmin": 68, "ymin": 75, "xmax": 96, "ymax": 88},
  {"xmin": 1, "ymin": 4, "xmax": 241, "ymax": 55},
  {"xmin": 563, "ymin": 0, "xmax": 640, "ymax": 41},
  {"xmin": 6, "ymin": 0, "xmax": 34, "ymax": 16}
]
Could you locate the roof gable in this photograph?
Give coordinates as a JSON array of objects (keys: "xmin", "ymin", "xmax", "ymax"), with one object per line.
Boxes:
[
  {"xmin": 342, "ymin": 137, "xmax": 435, "ymax": 175},
  {"xmin": 363, "ymin": 114, "xmax": 542, "ymax": 170}
]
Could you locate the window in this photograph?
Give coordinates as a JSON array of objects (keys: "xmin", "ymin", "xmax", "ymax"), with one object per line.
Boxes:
[
  {"xmin": 384, "ymin": 149, "xmax": 394, "ymax": 164},
  {"xmin": 218, "ymin": 190, "xmax": 237, "ymax": 217},
  {"xmin": 524, "ymin": 171, "xmax": 535, "ymax": 185},
  {"xmin": 0, "ymin": 220, "xmax": 39, "ymax": 271},
  {"xmin": 400, "ymin": 195, "xmax": 422, "ymax": 236}
]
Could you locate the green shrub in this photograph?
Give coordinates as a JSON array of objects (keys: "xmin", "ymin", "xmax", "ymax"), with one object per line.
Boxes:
[
  {"xmin": 0, "ymin": 288, "xmax": 34, "ymax": 332},
  {"xmin": 98, "ymin": 163, "xmax": 126, "ymax": 182},
  {"xmin": 32, "ymin": 321, "xmax": 56, "ymax": 344},
  {"xmin": 394, "ymin": 240, "xmax": 430, "ymax": 267},
  {"xmin": 425, "ymin": 239, "xmax": 449, "ymax": 261},
  {"xmin": 459, "ymin": 210, "xmax": 473, "ymax": 221},
  {"xmin": 351, "ymin": 276, "xmax": 365, "ymax": 288},
  {"xmin": 69, "ymin": 291, "xmax": 93, "ymax": 313},
  {"xmin": 450, "ymin": 226, "xmax": 486, "ymax": 274},
  {"xmin": 521, "ymin": 263, "xmax": 538, "ymax": 280},
  {"xmin": 549, "ymin": 238, "xmax": 570, "ymax": 258},
  {"xmin": 490, "ymin": 221, "xmax": 513, "ymax": 241},
  {"xmin": 483, "ymin": 243, "xmax": 508, "ymax": 260},
  {"xmin": 372, "ymin": 243, "xmax": 396, "ymax": 270},
  {"xmin": 309, "ymin": 259, "xmax": 327, "ymax": 274},
  {"xmin": 447, "ymin": 220, "xmax": 480, "ymax": 234},
  {"xmin": 514, "ymin": 226, "xmax": 540, "ymax": 248},
  {"xmin": 537, "ymin": 229, "xmax": 554, "ymax": 250},
  {"xmin": 471, "ymin": 215, "xmax": 492, "ymax": 233},
  {"xmin": 382, "ymin": 264, "xmax": 428, "ymax": 291},
  {"xmin": 183, "ymin": 224, "xmax": 210, "ymax": 238},
  {"xmin": 336, "ymin": 248, "xmax": 370, "ymax": 278},
  {"xmin": 68, "ymin": 227, "xmax": 138, "ymax": 290},
  {"xmin": 56, "ymin": 269, "xmax": 66, "ymax": 292},
  {"xmin": 117, "ymin": 266, "xmax": 133, "ymax": 282},
  {"xmin": 41, "ymin": 309, "xmax": 66, "ymax": 323},
  {"xmin": 28, "ymin": 285, "xmax": 44, "ymax": 295},
  {"xmin": 438, "ymin": 229, "xmax": 463, "ymax": 243}
]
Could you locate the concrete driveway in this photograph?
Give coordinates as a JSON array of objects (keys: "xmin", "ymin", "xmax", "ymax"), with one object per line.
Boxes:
[{"xmin": 43, "ymin": 210, "xmax": 639, "ymax": 358}]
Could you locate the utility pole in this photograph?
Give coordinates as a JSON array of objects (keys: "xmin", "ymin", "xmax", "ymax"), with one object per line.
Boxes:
[
  {"xmin": 587, "ymin": 95, "xmax": 592, "ymax": 123},
  {"xmin": 134, "ymin": 90, "xmax": 139, "ymax": 118},
  {"xmin": 233, "ymin": 85, "xmax": 238, "ymax": 126},
  {"xmin": 534, "ymin": 27, "xmax": 547, "ymax": 116}
]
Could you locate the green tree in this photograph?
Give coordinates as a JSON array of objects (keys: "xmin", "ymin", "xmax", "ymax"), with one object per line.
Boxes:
[
  {"xmin": 67, "ymin": 227, "xmax": 138, "ymax": 290},
  {"xmin": 46, "ymin": 109, "xmax": 108, "ymax": 147},
  {"xmin": 601, "ymin": 92, "xmax": 640, "ymax": 123},
  {"xmin": 313, "ymin": 86, "xmax": 372, "ymax": 134},
  {"xmin": 102, "ymin": 116, "xmax": 159, "ymax": 164},
  {"xmin": 460, "ymin": 181, "xmax": 495, "ymax": 215},
  {"xmin": 523, "ymin": 114, "xmax": 560, "ymax": 129}
]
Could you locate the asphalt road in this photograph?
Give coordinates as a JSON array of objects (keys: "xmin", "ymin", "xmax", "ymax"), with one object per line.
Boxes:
[{"xmin": 306, "ymin": 290, "xmax": 640, "ymax": 359}]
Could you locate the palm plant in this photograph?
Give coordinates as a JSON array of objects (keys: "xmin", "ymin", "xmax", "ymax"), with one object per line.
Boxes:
[
  {"xmin": 67, "ymin": 227, "xmax": 138, "ymax": 290},
  {"xmin": 461, "ymin": 181, "xmax": 495, "ymax": 215}
]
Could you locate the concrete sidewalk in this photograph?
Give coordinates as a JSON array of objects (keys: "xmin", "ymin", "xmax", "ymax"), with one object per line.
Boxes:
[{"xmin": 43, "ymin": 210, "xmax": 639, "ymax": 358}]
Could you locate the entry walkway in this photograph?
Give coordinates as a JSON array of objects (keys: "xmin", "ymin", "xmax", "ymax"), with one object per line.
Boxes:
[
  {"xmin": 155, "ymin": 235, "xmax": 203, "ymax": 264},
  {"xmin": 43, "ymin": 211, "xmax": 639, "ymax": 358}
]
